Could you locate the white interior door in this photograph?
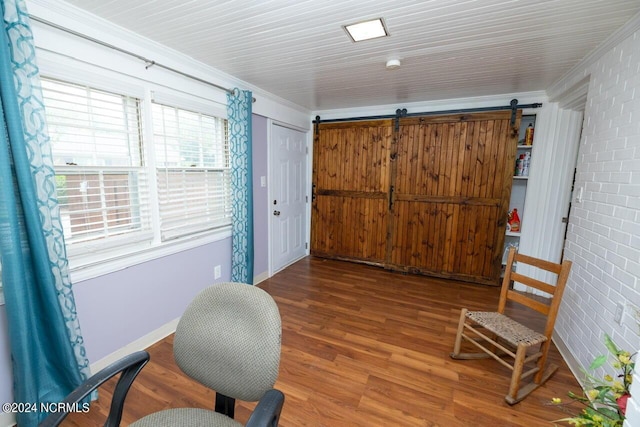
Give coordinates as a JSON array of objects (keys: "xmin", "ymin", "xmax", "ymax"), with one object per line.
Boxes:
[{"xmin": 270, "ymin": 124, "xmax": 307, "ymax": 273}]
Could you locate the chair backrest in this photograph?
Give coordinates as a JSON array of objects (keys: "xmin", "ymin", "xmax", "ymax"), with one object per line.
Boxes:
[
  {"xmin": 498, "ymin": 247, "xmax": 572, "ymax": 339},
  {"xmin": 173, "ymin": 282, "xmax": 282, "ymax": 402},
  {"xmin": 39, "ymin": 351, "xmax": 150, "ymax": 427}
]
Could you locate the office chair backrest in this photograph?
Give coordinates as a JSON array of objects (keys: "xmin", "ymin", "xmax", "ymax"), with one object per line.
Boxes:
[{"xmin": 173, "ymin": 282, "xmax": 282, "ymax": 402}]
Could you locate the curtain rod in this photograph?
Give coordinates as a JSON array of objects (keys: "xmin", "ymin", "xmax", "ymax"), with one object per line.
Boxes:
[{"xmin": 29, "ymin": 15, "xmax": 255, "ymax": 101}]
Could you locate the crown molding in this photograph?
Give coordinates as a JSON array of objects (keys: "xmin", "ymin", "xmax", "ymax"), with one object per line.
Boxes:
[
  {"xmin": 25, "ymin": 0, "xmax": 310, "ymax": 116},
  {"xmin": 547, "ymin": 10, "xmax": 640, "ymax": 100}
]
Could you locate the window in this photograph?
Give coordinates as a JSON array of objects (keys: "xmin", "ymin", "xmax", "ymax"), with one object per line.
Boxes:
[
  {"xmin": 41, "ymin": 77, "xmax": 231, "ymax": 269},
  {"xmin": 152, "ymin": 103, "xmax": 231, "ymax": 241},
  {"xmin": 42, "ymin": 78, "xmax": 151, "ymax": 253}
]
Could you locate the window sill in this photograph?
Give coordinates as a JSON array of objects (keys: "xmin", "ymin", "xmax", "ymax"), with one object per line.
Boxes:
[
  {"xmin": 0, "ymin": 227, "xmax": 232, "ymax": 305},
  {"xmin": 69, "ymin": 227, "xmax": 231, "ymax": 283}
]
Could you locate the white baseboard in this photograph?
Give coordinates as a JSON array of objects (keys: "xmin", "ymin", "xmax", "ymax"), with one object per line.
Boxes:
[
  {"xmin": 90, "ymin": 317, "xmax": 179, "ymax": 373},
  {"xmin": 1, "ymin": 412, "xmax": 16, "ymax": 427},
  {"xmin": 552, "ymin": 332, "xmax": 585, "ymax": 390},
  {"xmin": 253, "ymin": 270, "xmax": 269, "ymax": 285}
]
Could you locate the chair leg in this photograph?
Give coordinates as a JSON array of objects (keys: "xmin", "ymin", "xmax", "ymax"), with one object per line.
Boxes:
[
  {"xmin": 506, "ymin": 343, "xmax": 527, "ymax": 404},
  {"xmin": 450, "ymin": 309, "xmax": 494, "ymax": 360},
  {"xmin": 507, "ymin": 364, "xmax": 559, "ymax": 405},
  {"xmin": 450, "ymin": 308, "xmax": 467, "ymax": 357},
  {"xmin": 534, "ymin": 341, "xmax": 551, "ymax": 383}
]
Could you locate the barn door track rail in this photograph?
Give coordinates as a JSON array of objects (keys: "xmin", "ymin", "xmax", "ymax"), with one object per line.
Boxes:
[{"xmin": 313, "ymin": 99, "xmax": 542, "ymax": 134}]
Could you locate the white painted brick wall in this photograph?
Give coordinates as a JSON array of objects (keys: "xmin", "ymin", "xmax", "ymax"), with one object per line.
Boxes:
[{"xmin": 554, "ymin": 26, "xmax": 640, "ymax": 423}]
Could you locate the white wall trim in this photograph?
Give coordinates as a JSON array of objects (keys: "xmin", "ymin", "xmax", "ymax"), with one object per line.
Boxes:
[
  {"xmin": 89, "ymin": 318, "xmax": 179, "ymax": 374},
  {"xmin": 517, "ymin": 104, "xmax": 583, "ymax": 284},
  {"xmin": 69, "ymin": 229, "xmax": 231, "ymax": 284},
  {"xmin": 552, "ymin": 332, "xmax": 585, "ymax": 390},
  {"xmin": 25, "ymin": 0, "xmax": 311, "ymax": 130},
  {"xmin": 554, "ymin": 76, "xmax": 590, "ymax": 111},
  {"xmin": 253, "ymin": 271, "xmax": 270, "ymax": 285}
]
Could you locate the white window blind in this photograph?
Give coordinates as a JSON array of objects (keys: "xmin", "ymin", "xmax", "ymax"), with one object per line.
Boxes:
[
  {"xmin": 42, "ymin": 78, "xmax": 152, "ymax": 250},
  {"xmin": 152, "ymin": 102, "xmax": 231, "ymax": 241}
]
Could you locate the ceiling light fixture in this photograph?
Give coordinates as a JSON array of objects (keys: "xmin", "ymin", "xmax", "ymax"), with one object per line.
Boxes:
[
  {"xmin": 344, "ymin": 18, "xmax": 389, "ymax": 42},
  {"xmin": 386, "ymin": 59, "xmax": 401, "ymax": 70}
]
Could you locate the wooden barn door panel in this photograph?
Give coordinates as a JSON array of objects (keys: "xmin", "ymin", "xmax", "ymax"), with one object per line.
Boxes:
[
  {"xmin": 388, "ymin": 112, "xmax": 520, "ymax": 284},
  {"xmin": 311, "ymin": 120, "xmax": 393, "ymax": 264}
]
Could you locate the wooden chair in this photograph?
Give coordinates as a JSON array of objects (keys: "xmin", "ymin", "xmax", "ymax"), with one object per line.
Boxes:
[{"xmin": 450, "ymin": 247, "xmax": 572, "ymax": 404}]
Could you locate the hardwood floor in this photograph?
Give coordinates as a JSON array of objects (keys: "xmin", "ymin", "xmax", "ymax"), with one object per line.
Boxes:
[{"xmin": 63, "ymin": 256, "xmax": 582, "ymax": 426}]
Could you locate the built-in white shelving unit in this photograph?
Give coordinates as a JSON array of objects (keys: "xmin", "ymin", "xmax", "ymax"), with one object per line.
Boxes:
[{"xmin": 502, "ymin": 115, "xmax": 536, "ymax": 266}]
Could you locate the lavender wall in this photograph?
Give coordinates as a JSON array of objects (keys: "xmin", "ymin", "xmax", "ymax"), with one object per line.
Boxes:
[
  {"xmin": 0, "ymin": 240, "xmax": 232, "ymax": 426},
  {"xmin": 73, "ymin": 239, "xmax": 232, "ymax": 362},
  {"xmin": 252, "ymin": 114, "xmax": 269, "ymax": 280}
]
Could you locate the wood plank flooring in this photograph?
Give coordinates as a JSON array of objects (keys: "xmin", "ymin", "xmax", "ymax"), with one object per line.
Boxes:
[{"xmin": 63, "ymin": 256, "xmax": 582, "ymax": 426}]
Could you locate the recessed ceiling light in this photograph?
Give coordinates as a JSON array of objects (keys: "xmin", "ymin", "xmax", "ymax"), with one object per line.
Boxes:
[{"xmin": 343, "ymin": 18, "xmax": 389, "ymax": 42}]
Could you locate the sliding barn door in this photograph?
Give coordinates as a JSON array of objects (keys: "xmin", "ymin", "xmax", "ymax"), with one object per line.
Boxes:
[
  {"xmin": 388, "ymin": 112, "xmax": 520, "ymax": 284},
  {"xmin": 311, "ymin": 120, "xmax": 393, "ymax": 264},
  {"xmin": 310, "ymin": 111, "xmax": 520, "ymax": 285}
]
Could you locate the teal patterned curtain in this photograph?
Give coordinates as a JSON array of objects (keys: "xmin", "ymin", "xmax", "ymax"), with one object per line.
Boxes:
[
  {"xmin": 227, "ymin": 89, "xmax": 254, "ymax": 284},
  {"xmin": 0, "ymin": 1, "xmax": 91, "ymax": 425}
]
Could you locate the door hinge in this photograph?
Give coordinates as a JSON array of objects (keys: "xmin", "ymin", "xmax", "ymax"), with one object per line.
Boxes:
[
  {"xmin": 306, "ymin": 195, "xmax": 308, "ymax": 203},
  {"xmin": 305, "ymin": 242, "xmax": 308, "ymax": 249}
]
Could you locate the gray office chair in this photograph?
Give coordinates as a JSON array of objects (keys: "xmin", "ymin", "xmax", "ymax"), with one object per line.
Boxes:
[
  {"xmin": 132, "ymin": 282, "xmax": 284, "ymax": 426},
  {"xmin": 39, "ymin": 282, "xmax": 284, "ymax": 427}
]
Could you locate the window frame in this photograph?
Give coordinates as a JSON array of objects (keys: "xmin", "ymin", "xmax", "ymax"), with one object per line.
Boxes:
[
  {"xmin": 42, "ymin": 77, "xmax": 153, "ymax": 255},
  {"xmin": 34, "ymin": 59, "xmax": 232, "ymax": 284},
  {"xmin": 151, "ymin": 98, "xmax": 231, "ymax": 242}
]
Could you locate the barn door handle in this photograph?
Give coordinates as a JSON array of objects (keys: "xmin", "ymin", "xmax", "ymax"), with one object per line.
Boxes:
[{"xmin": 388, "ymin": 186, "xmax": 395, "ymax": 210}]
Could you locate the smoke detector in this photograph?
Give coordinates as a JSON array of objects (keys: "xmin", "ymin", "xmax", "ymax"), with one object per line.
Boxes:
[{"xmin": 386, "ymin": 59, "xmax": 401, "ymax": 70}]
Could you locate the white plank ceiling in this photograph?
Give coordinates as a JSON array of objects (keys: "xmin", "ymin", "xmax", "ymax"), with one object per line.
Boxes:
[{"xmin": 61, "ymin": 0, "xmax": 640, "ymax": 111}]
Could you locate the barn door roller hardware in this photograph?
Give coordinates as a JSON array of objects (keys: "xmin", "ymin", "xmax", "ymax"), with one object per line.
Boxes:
[{"xmin": 395, "ymin": 109, "xmax": 407, "ymax": 132}]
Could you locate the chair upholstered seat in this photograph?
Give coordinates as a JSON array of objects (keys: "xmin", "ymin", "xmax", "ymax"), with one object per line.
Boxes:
[{"xmin": 131, "ymin": 408, "xmax": 243, "ymax": 427}]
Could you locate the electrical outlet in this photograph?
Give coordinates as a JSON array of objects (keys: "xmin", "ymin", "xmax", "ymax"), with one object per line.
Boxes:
[
  {"xmin": 214, "ymin": 265, "xmax": 221, "ymax": 279},
  {"xmin": 614, "ymin": 302, "xmax": 625, "ymax": 325}
]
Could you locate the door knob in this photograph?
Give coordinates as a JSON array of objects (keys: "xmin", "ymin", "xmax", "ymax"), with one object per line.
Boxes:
[{"xmin": 273, "ymin": 210, "xmax": 281, "ymax": 216}]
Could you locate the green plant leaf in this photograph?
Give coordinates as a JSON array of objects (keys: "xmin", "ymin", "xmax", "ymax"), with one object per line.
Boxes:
[
  {"xmin": 597, "ymin": 407, "xmax": 623, "ymax": 419},
  {"xmin": 604, "ymin": 334, "xmax": 619, "ymax": 355},
  {"xmin": 589, "ymin": 354, "xmax": 607, "ymax": 370}
]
